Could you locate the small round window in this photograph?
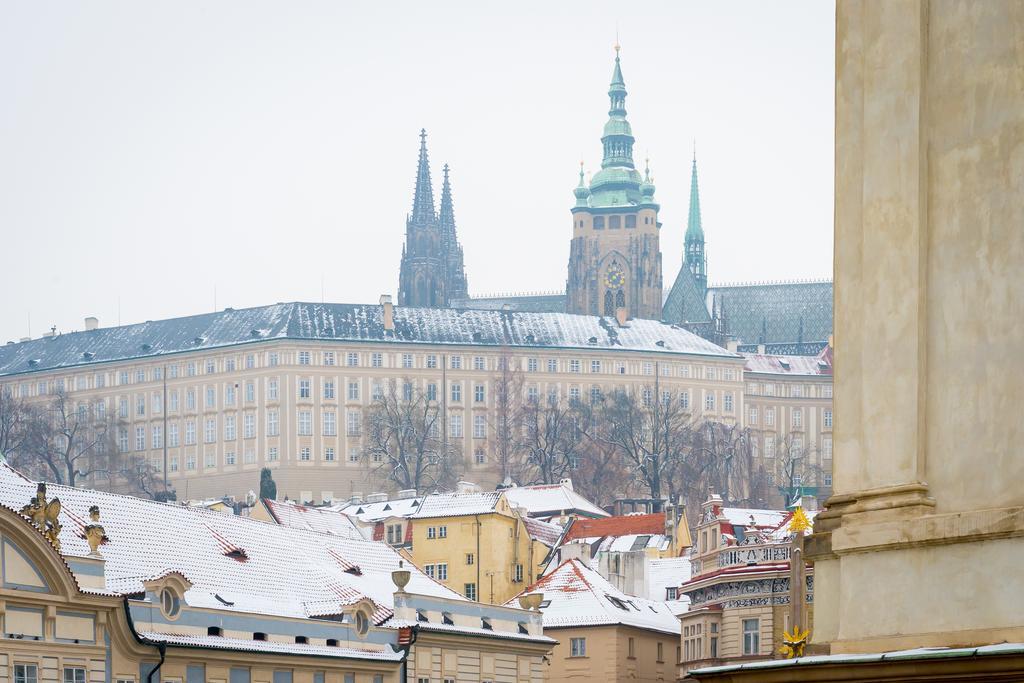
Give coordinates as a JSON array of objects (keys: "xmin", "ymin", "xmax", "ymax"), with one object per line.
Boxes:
[
  {"xmin": 160, "ymin": 587, "xmax": 181, "ymax": 619},
  {"xmin": 355, "ymin": 611, "xmax": 369, "ymax": 637}
]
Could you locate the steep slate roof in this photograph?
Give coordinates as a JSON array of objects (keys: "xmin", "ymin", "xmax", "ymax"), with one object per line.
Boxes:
[
  {"xmin": 563, "ymin": 513, "xmax": 665, "ymax": 543},
  {"xmin": 0, "ymin": 302, "xmax": 737, "ymax": 379},
  {"xmin": 663, "ymin": 265, "xmax": 712, "ymax": 327},
  {"xmin": 262, "ymin": 499, "xmax": 365, "ymax": 539},
  {"xmin": 708, "ymin": 280, "xmax": 833, "ymax": 345},
  {"xmin": 137, "ymin": 632, "xmax": 403, "ymax": 661},
  {"xmin": 508, "ymin": 559, "xmax": 680, "ymax": 635},
  {"xmin": 501, "ymin": 481, "xmax": 609, "ymax": 520},
  {"xmin": 0, "ymin": 463, "xmax": 465, "ymax": 624}
]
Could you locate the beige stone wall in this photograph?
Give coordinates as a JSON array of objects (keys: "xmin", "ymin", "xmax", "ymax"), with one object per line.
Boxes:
[
  {"xmin": 813, "ymin": 0, "xmax": 1024, "ymax": 653},
  {"xmin": 3, "ymin": 341, "xmax": 744, "ymax": 503},
  {"xmin": 406, "ymin": 642, "xmax": 545, "ymax": 683},
  {"xmin": 546, "ymin": 624, "xmax": 675, "ymax": 683}
]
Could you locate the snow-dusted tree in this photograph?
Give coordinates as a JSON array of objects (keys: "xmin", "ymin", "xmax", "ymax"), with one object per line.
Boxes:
[{"xmin": 364, "ymin": 379, "xmax": 458, "ymax": 492}]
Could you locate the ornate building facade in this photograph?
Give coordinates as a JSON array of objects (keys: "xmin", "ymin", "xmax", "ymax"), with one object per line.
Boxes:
[
  {"xmin": 397, "ymin": 130, "xmax": 469, "ymax": 308},
  {"xmin": 565, "ymin": 47, "xmax": 664, "ymax": 320}
]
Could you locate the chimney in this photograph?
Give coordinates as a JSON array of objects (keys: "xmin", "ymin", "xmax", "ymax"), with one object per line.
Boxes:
[
  {"xmin": 380, "ymin": 295, "xmax": 394, "ymax": 332},
  {"xmin": 85, "ymin": 316, "xmax": 99, "ymax": 331},
  {"xmin": 456, "ymin": 481, "xmax": 480, "ymax": 494},
  {"xmin": 614, "ymin": 307, "xmax": 628, "ymax": 327},
  {"xmin": 726, "ymin": 339, "xmax": 739, "ymax": 352}
]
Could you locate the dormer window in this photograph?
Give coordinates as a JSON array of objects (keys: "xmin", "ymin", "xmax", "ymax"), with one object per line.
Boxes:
[
  {"xmin": 518, "ymin": 622, "xmax": 529, "ymax": 635},
  {"xmin": 207, "ymin": 626, "xmax": 223, "ymax": 637},
  {"xmin": 295, "ymin": 635, "xmax": 308, "ymax": 644},
  {"xmin": 160, "ymin": 587, "xmax": 180, "ymax": 619},
  {"xmin": 442, "ymin": 612, "xmax": 454, "ymax": 626},
  {"xmin": 481, "ymin": 617, "xmax": 493, "ymax": 631},
  {"xmin": 417, "ymin": 609, "xmax": 429, "ymax": 623},
  {"xmin": 253, "ymin": 632, "xmax": 267, "ymax": 641}
]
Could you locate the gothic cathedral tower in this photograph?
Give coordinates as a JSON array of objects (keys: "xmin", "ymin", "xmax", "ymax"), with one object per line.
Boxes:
[
  {"xmin": 566, "ymin": 47, "xmax": 663, "ymax": 319},
  {"xmin": 398, "ymin": 130, "xmax": 469, "ymax": 307}
]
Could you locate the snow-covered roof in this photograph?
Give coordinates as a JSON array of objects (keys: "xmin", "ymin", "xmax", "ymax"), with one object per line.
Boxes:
[
  {"xmin": 501, "ymin": 481, "xmax": 609, "ymax": 519},
  {"xmin": 0, "ymin": 463, "xmax": 464, "ymax": 624},
  {"xmin": 743, "ymin": 351, "xmax": 833, "ymax": 377},
  {"xmin": 334, "ymin": 495, "xmax": 423, "ymax": 523},
  {"xmin": 138, "ymin": 632, "xmax": 404, "ymax": 661},
  {"xmin": 262, "ymin": 499, "xmax": 365, "ymax": 539},
  {"xmin": 508, "ymin": 559, "xmax": 679, "ymax": 636},
  {"xmin": 522, "ymin": 516, "xmax": 563, "ymax": 548},
  {"xmin": 718, "ymin": 507, "xmax": 788, "ymax": 530},
  {"xmin": 649, "ymin": 556, "xmax": 692, "ymax": 605},
  {"xmin": 410, "ymin": 490, "xmax": 502, "ymax": 519},
  {"xmin": 0, "ymin": 302, "xmax": 739, "ymax": 379}
]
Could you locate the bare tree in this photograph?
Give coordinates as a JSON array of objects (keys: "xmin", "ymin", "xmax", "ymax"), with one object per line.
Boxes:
[
  {"xmin": 490, "ymin": 353, "xmax": 525, "ymax": 484},
  {"xmin": 747, "ymin": 431, "xmax": 826, "ymax": 508},
  {"xmin": 674, "ymin": 421, "xmax": 757, "ymax": 515},
  {"xmin": 17, "ymin": 388, "xmax": 124, "ymax": 487},
  {"xmin": 583, "ymin": 386, "xmax": 696, "ymax": 503},
  {"xmin": 519, "ymin": 392, "xmax": 586, "ymax": 485},
  {"xmin": 364, "ymin": 379, "xmax": 457, "ymax": 492},
  {"xmin": 0, "ymin": 387, "xmax": 30, "ymax": 458}
]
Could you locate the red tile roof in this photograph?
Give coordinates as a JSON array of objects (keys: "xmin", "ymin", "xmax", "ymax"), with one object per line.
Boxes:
[{"xmin": 562, "ymin": 512, "xmax": 665, "ymax": 542}]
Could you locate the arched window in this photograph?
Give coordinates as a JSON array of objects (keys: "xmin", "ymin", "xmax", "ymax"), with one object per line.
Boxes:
[
  {"xmin": 604, "ymin": 291, "xmax": 615, "ymax": 317},
  {"xmin": 616, "ymin": 290, "xmax": 626, "ymax": 310}
]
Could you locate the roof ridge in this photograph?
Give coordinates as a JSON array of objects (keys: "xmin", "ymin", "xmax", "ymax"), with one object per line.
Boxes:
[{"xmin": 708, "ymin": 278, "xmax": 833, "ymax": 288}]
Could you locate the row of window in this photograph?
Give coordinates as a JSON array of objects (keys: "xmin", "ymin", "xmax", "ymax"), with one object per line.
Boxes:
[
  {"xmin": 568, "ymin": 636, "xmax": 670, "ymax": 662},
  {"xmin": 747, "ymin": 381, "xmax": 833, "ymax": 399},
  {"xmin": 747, "ymin": 406, "xmax": 833, "ymax": 428},
  {"xmin": 8, "ymin": 354, "xmax": 744, "ymax": 398}
]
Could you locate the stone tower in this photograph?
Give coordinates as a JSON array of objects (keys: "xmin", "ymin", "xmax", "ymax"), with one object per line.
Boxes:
[
  {"xmin": 566, "ymin": 46, "xmax": 663, "ymax": 319},
  {"xmin": 398, "ymin": 130, "xmax": 469, "ymax": 307},
  {"xmin": 684, "ymin": 152, "xmax": 707, "ymax": 295}
]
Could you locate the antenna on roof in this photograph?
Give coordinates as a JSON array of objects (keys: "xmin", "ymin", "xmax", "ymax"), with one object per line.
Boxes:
[{"xmin": 213, "ymin": 284, "xmax": 217, "ymax": 313}]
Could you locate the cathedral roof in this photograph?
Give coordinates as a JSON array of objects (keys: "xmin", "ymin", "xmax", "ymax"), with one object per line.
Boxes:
[
  {"xmin": 0, "ymin": 301, "xmax": 740, "ymax": 378},
  {"xmin": 708, "ymin": 280, "xmax": 833, "ymax": 346},
  {"xmin": 663, "ymin": 265, "xmax": 712, "ymax": 326}
]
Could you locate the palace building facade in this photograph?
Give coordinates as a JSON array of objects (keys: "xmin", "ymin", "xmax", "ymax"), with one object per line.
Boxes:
[{"xmin": 0, "ymin": 300, "xmax": 746, "ymax": 504}]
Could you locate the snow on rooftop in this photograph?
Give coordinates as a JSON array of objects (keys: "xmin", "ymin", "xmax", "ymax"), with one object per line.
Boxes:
[
  {"xmin": 501, "ymin": 481, "xmax": 609, "ymax": 519},
  {"xmin": 262, "ymin": 499, "xmax": 366, "ymax": 539},
  {"xmin": 649, "ymin": 556, "xmax": 692, "ymax": 606},
  {"xmin": 0, "ymin": 463, "xmax": 464, "ymax": 623},
  {"xmin": 0, "ymin": 302, "xmax": 738, "ymax": 379},
  {"xmin": 507, "ymin": 559, "xmax": 680, "ymax": 636},
  {"xmin": 522, "ymin": 516, "xmax": 563, "ymax": 548},
  {"xmin": 334, "ymin": 496, "xmax": 423, "ymax": 523},
  {"xmin": 138, "ymin": 632, "xmax": 404, "ymax": 661},
  {"xmin": 410, "ymin": 490, "xmax": 502, "ymax": 519},
  {"xmin": 719, "ymin": 507, "xmax": 788, "ymax": 529}
]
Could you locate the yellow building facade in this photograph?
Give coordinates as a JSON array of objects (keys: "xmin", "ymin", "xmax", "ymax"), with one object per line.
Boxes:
[{"xmin": 408, "ymin": 488, "xmax": 551, "ymax": 605}]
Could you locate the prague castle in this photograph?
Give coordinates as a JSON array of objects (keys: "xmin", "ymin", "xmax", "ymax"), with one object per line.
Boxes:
[{"xmin": 442, "ymin": 46, "xmax": 833, "ymax": 353}]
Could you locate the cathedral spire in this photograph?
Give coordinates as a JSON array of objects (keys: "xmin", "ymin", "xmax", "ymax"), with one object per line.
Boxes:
[
  {"xmin": 438, "ymin": 163, "xmax": 455, "ymax": 245},
  {"xmin": 411, "ymin": 128, "xmax": 436, "ymax": 225},
  {"xmin": 684, "ymin": 151, "xmax": 707, "ymax": 293},
  {"xmin": 601, "ymin": 45, "xmax": 635, "ymax": 170}
]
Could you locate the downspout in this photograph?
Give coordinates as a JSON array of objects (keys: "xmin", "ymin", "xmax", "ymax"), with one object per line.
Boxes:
[
  {"xmin": 121, "ymin": 596, "xmax": 166, "ymax": 683},
  {"xmin": 475, "ymin": 514, "xmax": 481, "ymax": 600},
  {"xmin": 399, "ymin": 625, "xmax": 418, "ymax": 683}
]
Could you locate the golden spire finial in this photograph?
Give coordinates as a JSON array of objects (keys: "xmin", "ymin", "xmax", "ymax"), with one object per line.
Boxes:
[
  {"xmin": 614, "ymin": 26, "xmax": 621, "ymax": 54},
  {"xmin": 789, "ymin": 506, "xmax": 812, "ymax": 534}
]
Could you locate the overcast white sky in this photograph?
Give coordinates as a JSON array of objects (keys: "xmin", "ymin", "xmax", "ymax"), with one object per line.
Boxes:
[{"xmin": 0, "ymin": 1, "xmax": 834, "ymax": 342}]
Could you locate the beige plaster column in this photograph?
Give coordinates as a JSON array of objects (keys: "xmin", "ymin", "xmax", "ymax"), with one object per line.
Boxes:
[{"xmin": 809, "ymin": 0, "xmax": 1024, "ymax": 654}]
